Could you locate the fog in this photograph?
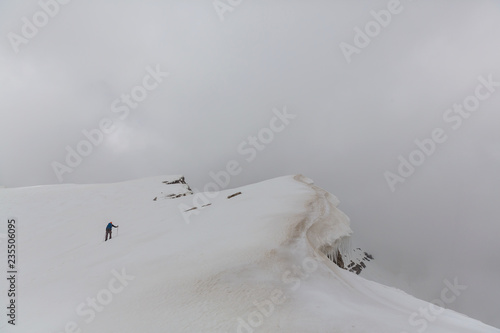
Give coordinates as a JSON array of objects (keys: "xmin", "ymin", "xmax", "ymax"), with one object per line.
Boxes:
[{"xmin": 1, "ymin": 0, "xmax": 499, "ymax": 327}]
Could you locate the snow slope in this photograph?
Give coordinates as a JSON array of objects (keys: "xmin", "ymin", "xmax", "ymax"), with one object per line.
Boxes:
[{"xmin": 0, "ymin": 175, "xmax": 498, "ymax": 332}]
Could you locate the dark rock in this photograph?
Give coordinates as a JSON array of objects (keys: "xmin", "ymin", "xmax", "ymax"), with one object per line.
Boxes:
[{"xmin": 227, "ymin": 192, "xmax": 242, "ymax": 199}]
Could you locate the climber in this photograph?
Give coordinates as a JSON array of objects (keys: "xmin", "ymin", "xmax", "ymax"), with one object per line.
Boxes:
[{"xmin": 105, "ymin": 222, "xmax": 119, "ymax": 241}]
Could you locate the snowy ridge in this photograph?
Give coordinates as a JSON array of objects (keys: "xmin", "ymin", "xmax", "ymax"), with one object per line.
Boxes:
[
  {"xmin": 0, "ymin": 175, "xmax": 498, "ymax": 332},
  {"xmin": 294, "ymin": 175, "xmax": 370, "ymax": 275},
  {"xmin": 296, "ymin": 175, "xmax": 352, "ymax": 259}
]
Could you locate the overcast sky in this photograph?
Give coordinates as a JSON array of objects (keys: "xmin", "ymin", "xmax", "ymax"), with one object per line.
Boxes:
[{"xmin": 1, "ymin": 0, "xmax": 500, "ymax": 327}]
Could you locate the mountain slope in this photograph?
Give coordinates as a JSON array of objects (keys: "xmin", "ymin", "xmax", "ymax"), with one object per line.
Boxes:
[{"xmin": 0, "ymin": 175, "xmax": 497, "ymax": 332}]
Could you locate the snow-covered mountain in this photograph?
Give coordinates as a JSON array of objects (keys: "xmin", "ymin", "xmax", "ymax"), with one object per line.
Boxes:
[{"xmin": 0, "ymin": 175, "xmax": 497, "ymax": 332}]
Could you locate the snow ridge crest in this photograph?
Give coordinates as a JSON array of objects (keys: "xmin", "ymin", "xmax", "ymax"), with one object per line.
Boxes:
[{"xmin": 293, "ymin": 175, "xmax": 352, "ymax": 259}]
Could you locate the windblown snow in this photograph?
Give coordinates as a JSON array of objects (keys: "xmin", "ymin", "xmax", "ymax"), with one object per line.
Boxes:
[{"xmin": 0, "ymin": 175, "xmax": 497, "ymax": 332}]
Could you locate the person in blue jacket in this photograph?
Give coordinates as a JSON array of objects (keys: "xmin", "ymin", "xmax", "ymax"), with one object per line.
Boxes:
[{"xmin": 105, "ymin": 222, "xmax": 119, "ymax": 241}]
